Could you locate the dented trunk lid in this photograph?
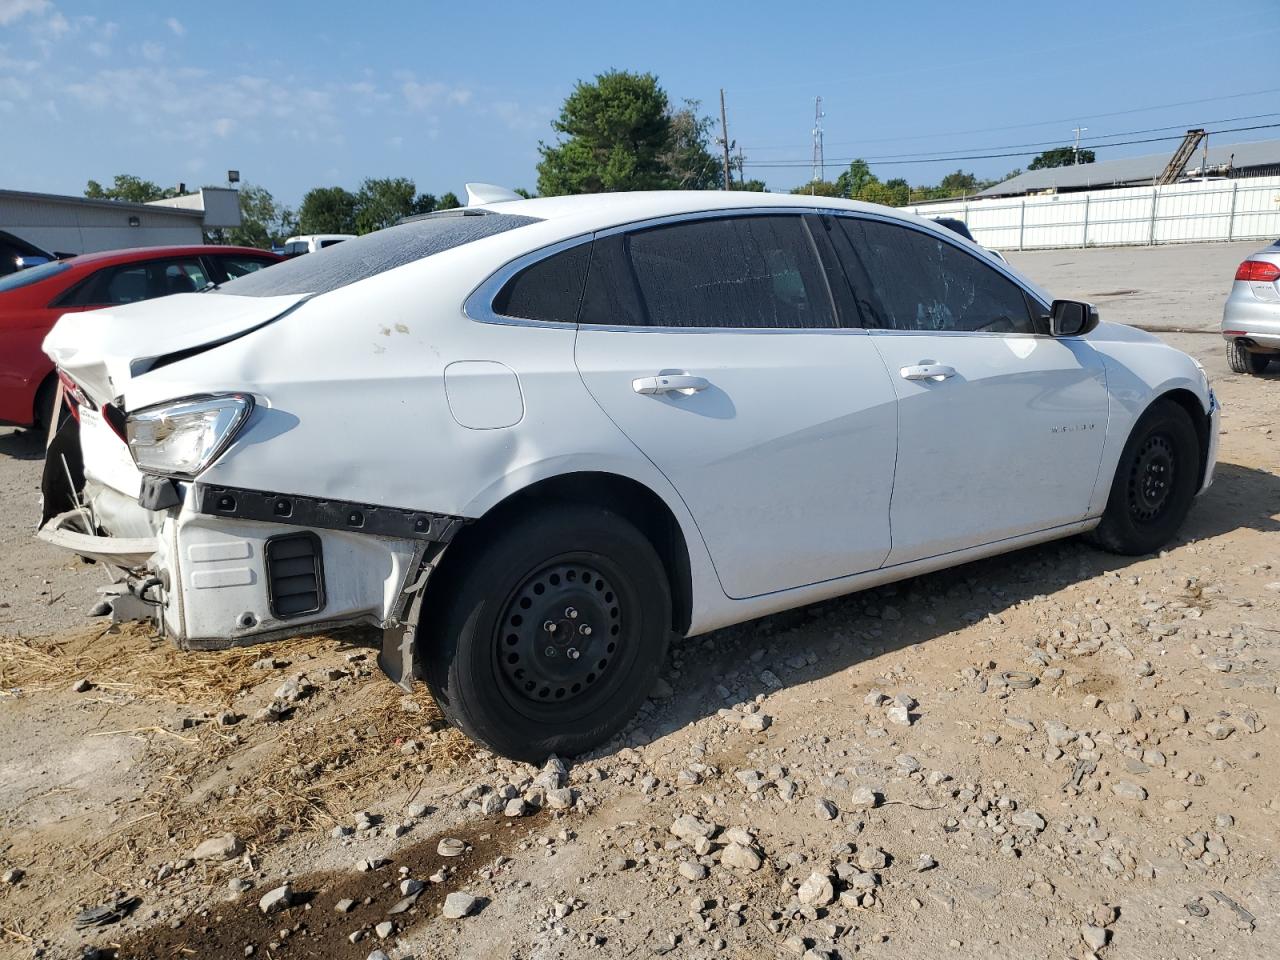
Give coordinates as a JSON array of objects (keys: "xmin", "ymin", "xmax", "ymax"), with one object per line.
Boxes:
[{"xmin": 42, "ymin": 291, "xmax": 308, "ymax": 407}]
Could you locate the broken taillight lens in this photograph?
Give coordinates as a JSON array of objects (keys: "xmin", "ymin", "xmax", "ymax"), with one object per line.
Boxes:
[{"xmin": 56, "ymin": 369, "xmax": 93, "ymax": 412}]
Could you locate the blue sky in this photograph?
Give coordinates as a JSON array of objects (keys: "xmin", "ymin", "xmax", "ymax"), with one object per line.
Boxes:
[{"xmin": 1, "ymin": 0, "xmax": 1278, "ymax": 206}]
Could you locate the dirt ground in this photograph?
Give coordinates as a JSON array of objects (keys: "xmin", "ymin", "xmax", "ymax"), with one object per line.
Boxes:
[{"xmin": 1, "ymin": 240, "xmax": 1277, "ymax": 960}]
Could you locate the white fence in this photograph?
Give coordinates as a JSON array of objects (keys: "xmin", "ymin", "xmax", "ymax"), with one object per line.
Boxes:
[{"xmin": 904, "ymin": 176, "xmax": 1280, "ymax": 251}]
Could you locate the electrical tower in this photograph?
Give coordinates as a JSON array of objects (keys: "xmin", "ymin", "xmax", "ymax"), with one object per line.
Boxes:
[{"xmin": 811, "ymin": 96, "xmax": 825, "ymax": 183}]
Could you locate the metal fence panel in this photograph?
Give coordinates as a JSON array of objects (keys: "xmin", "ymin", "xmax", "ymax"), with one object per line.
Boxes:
[{"xmin": 904, "ymin": 176, "xmax": 1280, "ymax": 251}]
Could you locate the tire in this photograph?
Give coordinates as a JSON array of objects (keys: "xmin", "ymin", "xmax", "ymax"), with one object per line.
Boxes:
[
  {"xmin": 1226, "ymin": 338, "xmax": 1270, "ymax": 375},
  {"xmin": 420, "ymin": 503, "xmax": 672, "ymax": 762},
  {"xmin": 33, "ymin": 375, "xmax": 70, "ymax": 434},
  {"xmin": 1088, "ymin": 400, "xmax": 1201, "ymax": 556}
]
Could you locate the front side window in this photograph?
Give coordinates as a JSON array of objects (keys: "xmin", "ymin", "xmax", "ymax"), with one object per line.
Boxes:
[
  {"xmin": 841, "ymin": 218, "xmax": 1037, "ymax": 335},
  {"xmin": 581, "ymin": 215, "xmax": 835, "ymax": 329}
]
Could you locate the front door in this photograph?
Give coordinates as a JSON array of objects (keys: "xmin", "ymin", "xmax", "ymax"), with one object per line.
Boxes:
[
  {"xmin": 574, "ymin": 214, "xmax": 899, "ymax": 600},
  {"xmin": 832, "ymin": 215, "xmax": 1109, "ymax": 565}
]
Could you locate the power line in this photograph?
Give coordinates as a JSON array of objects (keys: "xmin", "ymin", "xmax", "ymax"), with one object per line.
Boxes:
[
  {"xmin": 761, "ymin": 111, "xmax": 1280, "ymax": 165},
  {"xmin": 741, "ymin": 121, "xmax": 1280, "ymax": 169},
  {"xmin": 740, "ymin": 85, "xmax": 1280, "ymax": 152}
]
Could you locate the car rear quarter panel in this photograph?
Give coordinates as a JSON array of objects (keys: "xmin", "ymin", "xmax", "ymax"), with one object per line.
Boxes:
[{"xmin": 123, "ymin": 229, "xmax": 728, "ymax": 634}]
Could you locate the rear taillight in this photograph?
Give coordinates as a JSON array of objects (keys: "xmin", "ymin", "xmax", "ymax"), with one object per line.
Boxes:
[
  {"xmin": 57, "ymin": 369, "xmax": 92, "ymax": 412},
  {"xmin": 1235, "ymin": 260, "xmax": 1280, "ymax": 282}
]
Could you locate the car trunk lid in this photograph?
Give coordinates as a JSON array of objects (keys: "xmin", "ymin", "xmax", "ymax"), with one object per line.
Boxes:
[{"xmin": 42, "ymin": 291, "xmax": 308, "ymax": 407}]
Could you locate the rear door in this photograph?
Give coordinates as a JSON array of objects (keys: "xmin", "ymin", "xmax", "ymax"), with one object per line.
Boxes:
[
  {"xmin": 831, "ymin": 215, "xmax": 1108, "ymax": 565},
  {"xmin": 573, "ymin": 213, "xmax": 898, "ymax": 600}
]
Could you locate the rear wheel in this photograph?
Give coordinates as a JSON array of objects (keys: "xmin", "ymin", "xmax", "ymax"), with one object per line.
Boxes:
[
  {"xmin": 33, "ymin": 375, "xmax": 70, "ymax": 435},
  {"xmin": 421, "ymin": 504, "xmax": 671, "ymax": 762},
  {"xmin": 1088, "ymin": 400, "xmax": 1200, "ymax": 555},
  {"xmin": 1226, "ymin": 338, "xmax": 1271, "ymax": 375}
]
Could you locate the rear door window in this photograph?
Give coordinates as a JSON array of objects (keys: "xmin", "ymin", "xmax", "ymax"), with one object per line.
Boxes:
[
  {"xmin": 217, "ymin": 255, "xmax": 276, "ymax": 280},
  {"xmin": 620, "ymin": 215, "xmax": 835, "ymax": 329},
  {"xmin": 838, "ymin": 218, "xmax": 1038, "ymax": 334},
  {"xmin": 63, "ymin": 258, "xmax": 209, "ymax": 306}
]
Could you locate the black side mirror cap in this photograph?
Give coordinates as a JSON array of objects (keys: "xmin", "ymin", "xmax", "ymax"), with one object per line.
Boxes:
[{"xmin": 1049, "ymin": 299, "xmax": 1099, "ymax": 337}]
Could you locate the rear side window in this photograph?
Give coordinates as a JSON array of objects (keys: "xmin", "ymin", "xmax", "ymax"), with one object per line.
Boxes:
[
  {"xmin": 216, "ymin": 213, "xmax": 540, "ymax": 297},
  {"xmin": 620, "ymin": 215, "xmax": 835, "ymax": 329},
  {"xmin": 62, "ymin": 258, "xmax": 209, "ymax": 306},
  {"xmin": 492, "ymin": 242, "xmax": 590, "ymax": 323},
  {"xmin": 841, "ymin": 218, "xmax": 1036, "ymax": 335},
  {"xmin": 0, "ymin": 260, "xmax": 70, "ymax": 293},
  {"xmin": 219, "ymin": 255, "xmax": 275, "ymax": 279}
]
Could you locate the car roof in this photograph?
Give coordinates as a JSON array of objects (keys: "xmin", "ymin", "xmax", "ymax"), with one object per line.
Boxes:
[
  {"xmin": 481, "ymin": 190, "xmax": 931, "ymax": 232},
  {"xmin": 64, "ymin": 245, "xmax": 281, "ymax": 268}
]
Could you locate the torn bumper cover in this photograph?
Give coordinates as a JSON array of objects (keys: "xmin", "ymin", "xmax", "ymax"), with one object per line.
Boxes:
[{"xmin": 38, "ymin": 421, "xmax": 467, "ymax": 689}]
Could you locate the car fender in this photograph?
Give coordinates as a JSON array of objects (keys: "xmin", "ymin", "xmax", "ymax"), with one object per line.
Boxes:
[{"xmin": 1087, "ymin": 327, "xmax": 1213, "ymax": 517}]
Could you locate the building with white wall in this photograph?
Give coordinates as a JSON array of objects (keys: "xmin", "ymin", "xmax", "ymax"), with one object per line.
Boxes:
[{"xmin": 0, "ymin": 187, "xmax": 242, "ymax": 255}]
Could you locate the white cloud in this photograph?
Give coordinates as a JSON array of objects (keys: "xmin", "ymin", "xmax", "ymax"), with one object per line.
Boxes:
[
  {"xmin": 165, "ymin": 16, "xmax": 184, "ymax": 36},
  {"xmin": 140, "ymin": 40, "xmax": 164, "ymax": 62},
  {"xmin": 0, "ymin": 0, "xmax": 49, "ymax": 26},
  {"xmin": 401, "ymin": 77, "xmax": 471, "ymax": 112},
  {"xmin": 212, "ymin": 117, "xmax": 233, "ymax": 137}
]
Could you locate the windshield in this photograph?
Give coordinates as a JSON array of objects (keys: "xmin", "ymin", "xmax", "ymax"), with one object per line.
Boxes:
[
  {"xmin": 216, "ymin": 213, "xmax": 541, "ymax": 297},
  {"xmin": 0, "ymin": 260, "xmax": 71, "ymax": 294}
]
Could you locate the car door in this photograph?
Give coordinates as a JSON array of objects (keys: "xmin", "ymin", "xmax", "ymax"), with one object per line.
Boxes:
[
  {"xmin": 830, "ymin": 215, "xmax": 1108, "ymax": 565},
  {"xmin": 572, "ymin": 212, "xmax": 898, "ymax": 600}
]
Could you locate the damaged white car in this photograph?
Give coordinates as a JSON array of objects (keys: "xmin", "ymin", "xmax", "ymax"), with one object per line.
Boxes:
[{"xmin": 39, "ymin": 186, "xmax": 1218, "ymax": 761}]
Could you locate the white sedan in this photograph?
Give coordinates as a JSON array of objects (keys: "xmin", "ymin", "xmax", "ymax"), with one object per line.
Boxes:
[{"xmin": 40, "ymin": 187, "xmax": 1219, "ymax": 760}]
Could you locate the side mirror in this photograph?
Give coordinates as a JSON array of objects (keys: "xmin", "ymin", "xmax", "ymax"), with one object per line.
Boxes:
[{"xmin": 1049, "ymin": 299, "xmax": 1099, "ymax": 337}]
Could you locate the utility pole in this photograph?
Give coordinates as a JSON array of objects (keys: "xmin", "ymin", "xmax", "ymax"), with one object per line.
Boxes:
[
  {"xmin": 719, "ymin": 89, "xmax": 732, "ymax": 190},
  {"xmin": 1201, "ymin": 132, "xmax": 1209, "ymax": 180},
  {"xmin": 1072, "ymin": 126, "xmax": 1088, "ymax": 165},
  {"xmin": 811, "ymin": 96, "xmax": 825, "ymax": 183}
]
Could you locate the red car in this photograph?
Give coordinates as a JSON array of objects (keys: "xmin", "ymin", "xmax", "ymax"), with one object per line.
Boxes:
[{"xmin": 0, "ymin": 245, "xmax": 283, "ymax": 428}]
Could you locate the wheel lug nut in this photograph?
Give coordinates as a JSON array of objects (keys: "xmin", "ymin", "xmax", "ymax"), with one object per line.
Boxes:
[
  {"xmin": 567, "ymin": 647, "xmax": 580, "ymax": 660},
  {"xmin": 579, "ymin": 624, "xmax": 592, "ymax": 636},
  {"xmin": 543, "ymin": 620, "xmax": 557, "ymax": 633},
  {"xmin": 565, "ymin": 607, "xmax": 578, "ymax": 619}
]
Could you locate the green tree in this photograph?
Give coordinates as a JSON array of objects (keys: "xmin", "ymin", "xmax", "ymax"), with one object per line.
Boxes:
[
  {"xmin": 937, "ymin": 170, "xmax": 983, "ymax": 197},
  {"xmin": 297, "ymin": 186, "xmax": 358, "ymax": 234},
  {"xmin": 1028, "ymin": 146, "xmax": 1094, "ymax": 170},
  {"xmin": 834, "ymin": 159, "xmax": 876, "ymax": 198},
  {"xmin": 662, "ymin": 99, "xmax": 722, "ymax": 189},
  {"xmin": 537, "ymin": 70, "xmax": 674, "ymax": 195},
  {"xmin": 437, "ymin": 191, "xmax": 461, "ymax": 210},
  {"xmin": 789, "ymin": 179, "xmax": 844, "ymax": 198},
  {"xmin": 353, "ymin": 177, "xmax": 420, "ymax": 233},
  {"xmin": 225, "ymin": 184, "xmax": 296, "ymax": 248},
  {"xmin": 84, "ymin": 174, "xmax": 178, "ymax": 203},
  {"xmin": 732, "ymin": 179, "xmax": 767, "ymax": 192}
]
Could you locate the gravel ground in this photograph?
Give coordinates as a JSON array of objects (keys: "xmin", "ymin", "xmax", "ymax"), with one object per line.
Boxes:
[{"xmin": 0, "ymin": 240, "xmax": 1276, "ymax": 960}]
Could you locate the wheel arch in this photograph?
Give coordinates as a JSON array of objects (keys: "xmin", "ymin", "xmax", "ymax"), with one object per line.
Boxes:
[
  {"xmin": 1149, "ymin": 386, "xmax": 1212, "ymax": 489},
  {"xmin": 425, "ymin": 470, "xmax": 695, "ymax": 638}
]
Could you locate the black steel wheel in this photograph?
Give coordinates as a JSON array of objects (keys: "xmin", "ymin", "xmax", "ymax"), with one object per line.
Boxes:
[
  {"xmin": 421, "ymin": 504, "xmax": 671, "ymax": 762},
  {"xmin": 1088, "ymin": 399, "xmax": 1201, "ymax": 555}
]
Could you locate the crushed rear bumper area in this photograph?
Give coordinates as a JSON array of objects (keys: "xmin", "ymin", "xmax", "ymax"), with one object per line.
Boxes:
[{"xmin": 36, "ymin": 417, "xmax": 466, "ymax": 684}]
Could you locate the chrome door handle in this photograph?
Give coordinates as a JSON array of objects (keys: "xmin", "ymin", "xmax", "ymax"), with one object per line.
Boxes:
[
  {"xmin": 632, "ymin": 374, "xmax": 710, "ymax": 396},
  {"xmin": 900, "ymin": 362, "xmax": 956, "ymax": 382}
]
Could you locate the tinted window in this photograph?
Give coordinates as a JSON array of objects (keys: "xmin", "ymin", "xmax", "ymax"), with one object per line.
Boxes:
[
  {"xmin": 0, "ymin": 260, "xmax": 71, "ymax": 293},
  {"xmin": 617, "ymin": 216, "xmax": 834, "ymax": 329},
  {"xmin": 841, "ymin": 219, "xmax": 1036, "ymax": 334},
  {"xmin": 319, "ymin": 238, "xmax": 346, "ymax": 248},
  {"xmin": 217, "ymin": 213, "xmax": 540, "ymax": 297},
  {"xmin": 579, "ymin": 234, "xmax": 646, "ymax": 327},
  {"xmin": 282, "ymin": 241, "xmax": 310, "ymax": 256},
  {"xmin": 492, "ymin": 242, "xmax": 590, "ymax": 323},
  {"xmin": 66, "ymin": 258, "xmax": 209, "ymax": 306},
  {"xmin": 219, "ymin": 255, "xmax": 275, "ymax": 279}
]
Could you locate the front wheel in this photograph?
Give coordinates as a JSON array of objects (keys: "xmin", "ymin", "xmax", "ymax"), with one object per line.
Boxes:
[
  {"xmin": 1226, "ymin": 338, "xmax": 1271, "ymax": 375},
  {"xmin": 1087, "ymin": 400, "xmax": 1201, "ymax": 555},
  {"xmin": 421, "ymin": 504, "xmax": 671, "ymax": 762}
]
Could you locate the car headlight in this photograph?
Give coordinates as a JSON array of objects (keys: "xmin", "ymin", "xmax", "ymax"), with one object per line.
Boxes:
[{"xmin": 126, "ymin": 394, "xmax": 254, "ymax": 479}]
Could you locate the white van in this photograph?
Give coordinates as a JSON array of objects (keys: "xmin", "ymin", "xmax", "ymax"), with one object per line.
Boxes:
[{"xmin": 281, "ymin": 234, "xmax": 355, "ymax": 257}]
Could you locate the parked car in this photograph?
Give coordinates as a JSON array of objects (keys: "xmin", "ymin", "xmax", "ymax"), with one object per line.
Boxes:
[
  {"xmin": 1222, "ymin": 239, "xmax": 1280, "ymax": 375},
  {"xmin": 0, "ymin": 229, "xmax": 64, "ymax": 277},
  {"xmin": 281, "ymin": 234, "xmax": 354, "ymax": 257},
  {"xmin": 40, "ymin": 189, "xmax": 1218, "ymax": 761},
  {"xmin": 1, "ymin": 245, "xmax": 281, "ymax": 429}
]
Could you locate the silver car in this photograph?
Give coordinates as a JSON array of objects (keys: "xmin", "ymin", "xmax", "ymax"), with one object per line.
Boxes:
[{"xmin": 1222, "ymin": 239, "xmax": 1280, "ymax": 375}]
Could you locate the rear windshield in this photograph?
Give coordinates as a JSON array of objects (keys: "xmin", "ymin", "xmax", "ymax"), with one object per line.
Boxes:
[
  {"xmin": 0, "ymin": 260, "xmax": 71, "ymax": 293},
  {"xmin": 215, "ymin": 213, "xmax": 540, "ymax": 297}
]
